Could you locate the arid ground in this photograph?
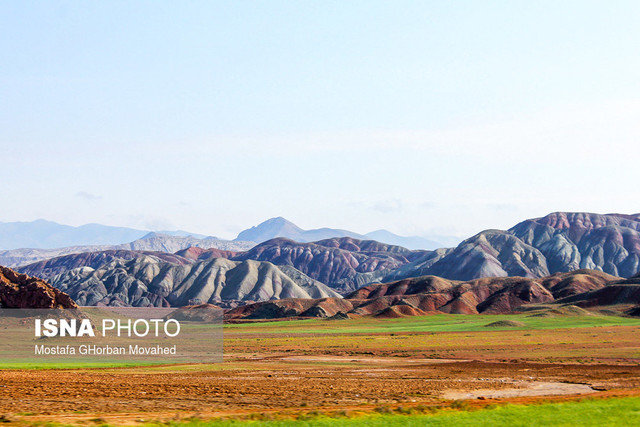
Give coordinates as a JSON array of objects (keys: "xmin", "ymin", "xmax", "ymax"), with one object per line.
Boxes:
[{"xmin": 2, "ymin": 314, "xmax": 640, "ymax": 424}]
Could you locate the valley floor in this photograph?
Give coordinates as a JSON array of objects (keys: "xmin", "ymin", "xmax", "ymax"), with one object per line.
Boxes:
[{"xmin": 2, "ymin": 314, "xmax": 640, "ymax": 425}]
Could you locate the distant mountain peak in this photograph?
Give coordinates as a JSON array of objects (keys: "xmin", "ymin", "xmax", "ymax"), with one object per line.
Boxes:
[
  {"xmin": 236, "ymin": 217, "xmax": 305, "ymax": 243},
  {"xmin": 235, "ymin": 218, "xmax": 457, "ymax": 249},
  {"xmin": 140, "ymin": 231, "xmax": 163, "ymax": 239},
  {"xmin": 258, "ymin": 216, "xmax": 301, "ymax": 228}
]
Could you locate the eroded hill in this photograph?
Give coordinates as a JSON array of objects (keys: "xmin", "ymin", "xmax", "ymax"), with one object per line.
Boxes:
[
  {"xmin": 231, "ymin": 237, "xmax": 438, "ymax": 293},
  {"xmin": 225, "ymin": 269, "xmax": 622, "ymax": 320},
  {"xmin": 31, "ymin": 252, "xmax": 340, "ymax": 307}
]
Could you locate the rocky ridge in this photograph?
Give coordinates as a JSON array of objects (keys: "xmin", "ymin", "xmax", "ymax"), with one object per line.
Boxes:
[{"xmin": 0, "ymin": 265, "xmax": 77, "ymax": 308}]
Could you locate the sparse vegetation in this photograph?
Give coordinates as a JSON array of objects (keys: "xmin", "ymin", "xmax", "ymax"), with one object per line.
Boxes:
[{"xmin": 145, "ymin": 397, "xmax": 640, "ymax": 426}]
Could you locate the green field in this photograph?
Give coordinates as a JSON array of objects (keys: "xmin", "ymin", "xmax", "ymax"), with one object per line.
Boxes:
[
  {"xmin": 173, "ymin": 397, "xmax": 640, "ymax": 426},
  {"xmin": 226, "ymin": 312, "xmax": 640, "ymax": 334},
  {"xmin": 5, "ymin": 312, "xmax": 640, "ymax": 369}
]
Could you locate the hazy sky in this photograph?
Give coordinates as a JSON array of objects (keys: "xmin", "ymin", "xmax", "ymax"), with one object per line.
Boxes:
[{"xmin": 2, "ymin": 1, "xmax": 639, "ymax": 239}]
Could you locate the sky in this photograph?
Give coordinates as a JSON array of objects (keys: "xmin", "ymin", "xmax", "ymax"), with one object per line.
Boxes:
[{"xmin": 1, "ymin": 1, "xmax": 639, "ymax": 240}]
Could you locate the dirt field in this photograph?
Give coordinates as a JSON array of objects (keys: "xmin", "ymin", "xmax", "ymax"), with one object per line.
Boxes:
[{"xmin": 2, "ymin": 315, "xmax": 640, "ymax": 424}]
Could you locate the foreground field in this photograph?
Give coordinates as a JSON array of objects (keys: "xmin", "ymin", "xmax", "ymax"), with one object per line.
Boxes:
[{"xmin": 2, "ymin": 313, "xmax": 640, "ymax": 425}]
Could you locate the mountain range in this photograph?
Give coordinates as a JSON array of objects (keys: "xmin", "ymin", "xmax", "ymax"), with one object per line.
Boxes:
[
  {"xmin": 0, "ymin": 217, "xmax": 457, "ymax": 264},
  {"xmin": 0, "ymin": 232, "xmax": 254, "ymax": 268},
  {"xmin": 0, "ymin": 219, "xmax": 232, "ymax": 250},
  {"xmin": 19, "ymin": 238, "xmax": 422, "ymax": 296},
  {"xmin": 0, "ymin": 219, "xmax": 150, "ymax": 250},
  {"xmin": 6, "ymin": 212, "xmax": 640, "ymax": 308},
  {"xmin": 235, "ymin": 216, "xmax": 455, "ymax": 249},
  {"xmin": 227, "ymin": 212, "xmax": 640, "ymax": 289}
]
